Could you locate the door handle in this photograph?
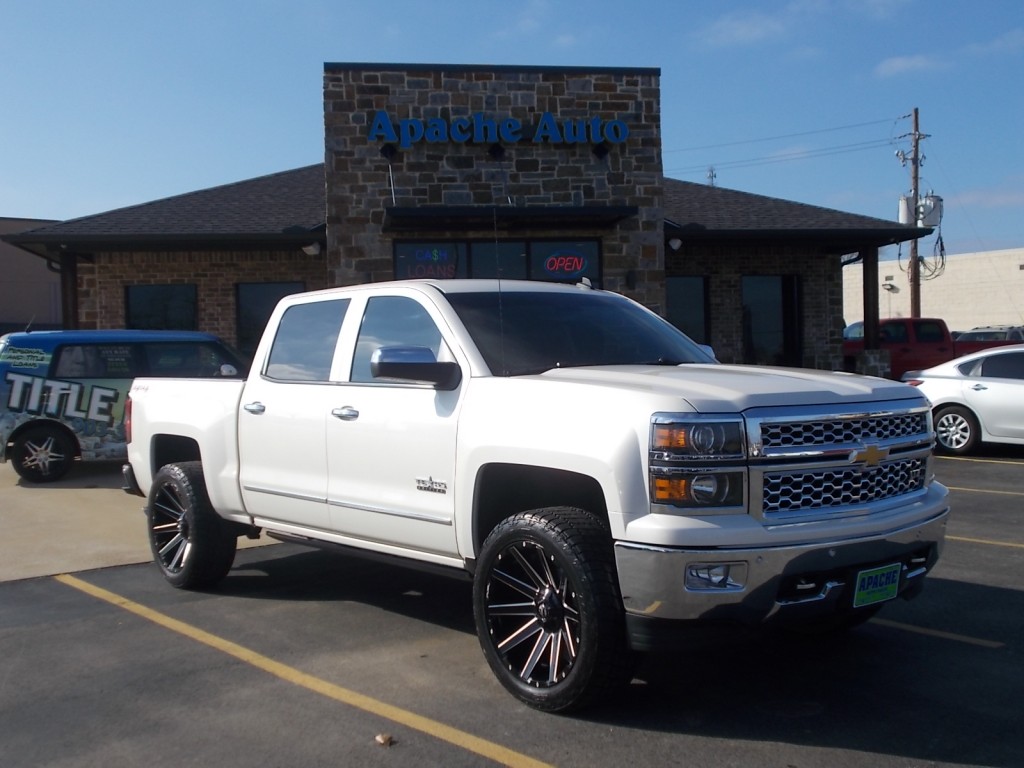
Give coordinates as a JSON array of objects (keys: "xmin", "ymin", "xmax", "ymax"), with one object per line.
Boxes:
[
  {"xmin": 970, "ymin": 384, "xmax": 988, "ymax": 391},
  {"xmin": 243, "ymin": 402, "xmax": 266, "ymax": 414},
  {"xmin": 332, "ymin": 406, "xmax": 359, "ymax": 421}
]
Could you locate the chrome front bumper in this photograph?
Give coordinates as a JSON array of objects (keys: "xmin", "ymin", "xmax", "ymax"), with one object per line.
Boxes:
[{"xmin": 615, "ymin": 501, "xmax": 948, "ymax": 651}]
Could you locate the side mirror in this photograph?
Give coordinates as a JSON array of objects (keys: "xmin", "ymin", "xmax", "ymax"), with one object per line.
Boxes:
[
  {"xmin": 219, "ymin": 363, "xmax": 239, "ymax": 377},
  {"xmin": 698, "ymin": 344, "xmax": 718, "ymax": 362},
  {"xmin": 370, "ymin": 346, "xmax": 462, "ymax": 390}
]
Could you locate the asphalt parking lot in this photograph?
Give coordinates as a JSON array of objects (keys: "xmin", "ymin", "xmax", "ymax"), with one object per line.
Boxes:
[{"xmin": 1, "ymin": 453, "xmax": 1021, "ymax": 768}]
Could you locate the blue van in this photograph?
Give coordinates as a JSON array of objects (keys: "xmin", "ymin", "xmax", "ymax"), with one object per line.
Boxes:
[{"xmin": 1, "ymin": 330, "xmax": 245, "ymax": 482}]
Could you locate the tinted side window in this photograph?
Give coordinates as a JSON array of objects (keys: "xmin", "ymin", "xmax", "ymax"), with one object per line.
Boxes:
[
  {"xmin": 265, "ymin": 299, "xmax": 349, "ymax": 382},
  {"xmin": 351, "ymin": 296, "xmax": 443, "ymax": 383},
  {"xmin": 914, "ymin": 321, "xmax": 945, "ymax": 343},
  {"xmin": 980, "ymin": 352, "xmax": 1024, "ymax": 380},
  {"xmin": 142, "ymin": 342, "xmax": 241, "ymax": 377},
  {"xmin": 53, "ymin": 344, "xmax": 137, "ymax": 378},
  {"xmin": 881, "ymin": 324, "xmax": 908, "ymax": 343}
]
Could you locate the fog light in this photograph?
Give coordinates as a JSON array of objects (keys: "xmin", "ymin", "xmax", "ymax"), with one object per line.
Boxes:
[{"xmin": 685, "ymin": 562, "xmax": 747, "ymax": 591}]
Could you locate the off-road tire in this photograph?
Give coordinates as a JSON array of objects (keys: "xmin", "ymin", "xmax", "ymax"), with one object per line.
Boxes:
[
  {"xmin": 146, "ymin": 462, "xmax": 237, "ymax": 589},
  {"xmin": 473, "ymin": 507, "xmax": 633, "ymax": 712}
]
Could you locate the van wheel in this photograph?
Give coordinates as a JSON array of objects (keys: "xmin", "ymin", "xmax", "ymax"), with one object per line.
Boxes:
[
  {"xmin": 934, "ymin": 406, "xmax": 979, "ymax": 455},
  {"xmin": 473, "ymin": 507, "xmax": 633, "ymax": 712},
  {"xmin": 11, "ymin": 426, "xmax": 76, "ymax": 483},
  {"xmin": 147, "ymin": 462, "xmax": 237, "ymax": 589}
]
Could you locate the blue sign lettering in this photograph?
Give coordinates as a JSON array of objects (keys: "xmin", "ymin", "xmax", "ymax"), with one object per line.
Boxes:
[{"xmin": 368, "ymin": 110, "xmax": 630, "ymax": 150}]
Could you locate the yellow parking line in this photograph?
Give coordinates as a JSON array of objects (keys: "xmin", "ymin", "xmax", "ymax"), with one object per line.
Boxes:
[
  {"xmin": 937, "ymin": 455, "xmax": 1024, "ymax": 466},
  {"xmin": 948, "ymin": 535, "xmax": 1024, "ymax": 549},
  {"xmin": 871, "ymin": 618, "xmax": 1005, "ymax": 649},
  {"xmin": 946, "ymin": 485, "xmax": 1024, "ymax": 497},
  {"xmin": 54, "ymin": 574, "xmax": 552, "ymax": 768}
]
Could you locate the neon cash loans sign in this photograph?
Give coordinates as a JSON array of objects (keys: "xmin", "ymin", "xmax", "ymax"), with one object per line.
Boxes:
[{"xmin": 368, "ymin": 110, "xmax": 630, "ymax": 150}]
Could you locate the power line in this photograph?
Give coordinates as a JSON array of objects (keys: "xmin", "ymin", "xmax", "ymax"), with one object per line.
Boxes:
[
  {"xmin": 662, "ymin": 117, "xmax": 902, "ymax": 155},
  {"xmin": 666, "ymin": 138, "xmax": 897, "ymax": 176}
]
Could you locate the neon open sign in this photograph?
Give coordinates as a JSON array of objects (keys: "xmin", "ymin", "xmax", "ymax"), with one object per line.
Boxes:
[{"xmin": 543, "ymin": 252, "xmax": 588, "ymax": 278}]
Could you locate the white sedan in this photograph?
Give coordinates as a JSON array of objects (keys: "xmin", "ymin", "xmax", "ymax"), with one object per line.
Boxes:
[{"xmin": 902, "ymin": 344, "xmax": 1024, "ymax": 454}]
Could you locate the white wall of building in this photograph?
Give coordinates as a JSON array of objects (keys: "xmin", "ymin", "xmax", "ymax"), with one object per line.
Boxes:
[{"xmin": 843, "ymin": 246, "xmax": 1024, "ymax": 334}]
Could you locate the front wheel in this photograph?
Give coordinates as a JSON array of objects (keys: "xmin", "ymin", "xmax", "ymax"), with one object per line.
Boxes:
[
  {"xmin": 473, "ymin": 507, "xmax": 633, "ymax": 712},
  {"xmin": 146, "ymin": 462, "xmax": 237, "ymax": 589},
  {"xmin": 934, "ymin": 406, "xmax": 980, "ymax": 455},
  {"xmin": 11, "ymin": 425, "xmax": 76, "ymax": 483}
]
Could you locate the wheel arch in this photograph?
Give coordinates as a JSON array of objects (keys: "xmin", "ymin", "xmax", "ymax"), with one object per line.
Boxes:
[
  {"xmin": 471, "ymin": 463, "xmax": 609, "ymax": 557},
  {"xmin": 5, "ymin": 418, "xmax": 81, "ymax": 459},
  {"xmin": 149, "ymin": 433, "xmax": 202, "ymax": 477}
]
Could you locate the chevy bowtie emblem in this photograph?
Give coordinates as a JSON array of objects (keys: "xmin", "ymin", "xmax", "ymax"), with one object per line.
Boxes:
[{"xmin": 852, "ymin": 444, "xmax": 889, "ymax": 467}]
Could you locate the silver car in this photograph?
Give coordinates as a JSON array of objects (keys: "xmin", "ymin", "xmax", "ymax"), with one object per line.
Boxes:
[{"xmin": 902, "ymin": 344, "xmax": 1024, "ymax": 454}]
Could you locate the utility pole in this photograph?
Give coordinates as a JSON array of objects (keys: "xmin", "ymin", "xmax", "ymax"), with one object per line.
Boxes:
[{"xmin": 908, "ymin": 108, "xmax": 923, "ymax": 317}]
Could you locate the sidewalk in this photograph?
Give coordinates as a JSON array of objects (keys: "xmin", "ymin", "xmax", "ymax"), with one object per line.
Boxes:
[{"xmin": 0, "ymin": 460, "xmax": 270, "ymax": 583}]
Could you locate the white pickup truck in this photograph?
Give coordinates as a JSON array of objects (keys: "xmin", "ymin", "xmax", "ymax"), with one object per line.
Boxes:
[{"xmin": 123, "ymin": 279, "xmax": 949, "ymax": 712}]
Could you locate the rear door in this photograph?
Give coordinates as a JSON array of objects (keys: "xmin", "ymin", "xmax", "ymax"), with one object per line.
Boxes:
[
  {"xmin": 963, "ymin": 351, "xmax": 1024, "ymax": 439},
  {"xmin": 238, "ymin": 298, "xmax": 350, "ymax": 530}
]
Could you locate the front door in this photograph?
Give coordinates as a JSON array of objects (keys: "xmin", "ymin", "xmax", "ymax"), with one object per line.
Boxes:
[
  {"xmin": 742, "ymin": 275, "xmax": 802, "ymax": 366},
  {"xmin": 325, "ymin": 294, "xmax": 462, "ymax": 558}
]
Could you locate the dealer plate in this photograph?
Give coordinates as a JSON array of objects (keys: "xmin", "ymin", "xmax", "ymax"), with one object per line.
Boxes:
[{"xmin": 853, "ymin": 562, "xmax": 902, "ymax": 608}]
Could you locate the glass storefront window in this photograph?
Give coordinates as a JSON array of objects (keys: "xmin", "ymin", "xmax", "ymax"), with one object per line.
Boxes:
[
  {"xmin": 394, "ymin": 240, "xmax": 599, "ymax": 284},
  {"xmin": 666, "ymin": 276, "xmax": 708, "ymax": 344},
  {"xmin": 125, "ymin": 285, "xmax": 197, "ymax": 330},
  {"xmin": 394, "ymin": 242, "xmax": 468, "ymax": 280},
  {"xmin": 469, "ymin": 242, "xmax": 528, "ymax": 279},
  {"xmin": 741, "ymin": 275, "xmax": 802, "ymax": 366}
]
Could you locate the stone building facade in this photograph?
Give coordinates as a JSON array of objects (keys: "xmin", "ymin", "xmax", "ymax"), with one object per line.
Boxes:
[{"xmin": 322, "ymin": 63, "xmax": 667, "ymax": 310}]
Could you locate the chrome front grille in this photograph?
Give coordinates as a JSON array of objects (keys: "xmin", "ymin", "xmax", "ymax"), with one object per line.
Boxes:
[
  {"xmin": 760, "ymin": 413, "xmax": 928, "ymax": 449},
  {"xmin": 763, "ymin": 457, "xmax": 928, "ymax": 517},
  {"xmin": 747, "ymin": 401, "xmax": 934, "ymax": 523}
]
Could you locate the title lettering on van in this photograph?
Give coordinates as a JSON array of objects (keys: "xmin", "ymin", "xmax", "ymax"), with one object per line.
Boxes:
[
  {"xmin": 368, "ymin": 111, "xmax": 630, "ymax": 150},
  {"xmin": 4, "ymin": 372, "xmax": 119, "ymax": 425}
]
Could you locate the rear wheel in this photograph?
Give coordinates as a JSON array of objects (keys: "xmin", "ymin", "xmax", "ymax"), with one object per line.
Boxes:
[
  {"xmin": 146, "ymin": 462, "xmax": 237, "ymax": 589},
  {"xmin": 934, "ymin": 406, "xmax": 979, "ymax": 455},
  {"xmin": 11, "ymin": 426, "xmax": 76, "ymax": 483},
  {"xmin": 473, "ymin": 507, "xmax": 633, "ymax": 712}
]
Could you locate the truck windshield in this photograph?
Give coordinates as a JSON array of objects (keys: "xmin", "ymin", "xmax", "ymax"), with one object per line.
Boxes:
[{"xmin": 445, "ymin": 290, "xmax": 716, "ymax": 376}]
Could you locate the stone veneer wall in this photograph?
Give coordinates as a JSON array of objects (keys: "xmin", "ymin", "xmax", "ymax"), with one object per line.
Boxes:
[
  {"xmin": 323, "ymin": 64, "xmax": 666, "ymax": 311},
  {"xmin": 77, "ymin": 250, "xmax": 330, "ymax": 346},
  {"xmin": 667, "ymin": 244, "xmax": 845, "ymax": 368}
]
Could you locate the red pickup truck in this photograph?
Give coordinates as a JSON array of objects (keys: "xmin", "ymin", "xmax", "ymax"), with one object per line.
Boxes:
[{"xmin": 841, "ymin": 318, "xmax": 1018, "ymax": 379}]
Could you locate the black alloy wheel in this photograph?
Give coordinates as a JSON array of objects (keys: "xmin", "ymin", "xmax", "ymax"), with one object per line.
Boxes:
[
  {"xmin": 473, "ymin": 507, "xmax": 633, "ymax": 712},
  {"xmin": 147, "ymin": 462, "xmax": 237, "ymax": 589}
]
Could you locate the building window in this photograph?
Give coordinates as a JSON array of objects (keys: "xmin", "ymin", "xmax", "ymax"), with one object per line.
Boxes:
[
  {"xmin": 394, "ymin": 240, "xmax": 600, "ymax": 285},
  {"xmin": 125, "ymin": 285, "xmax": 197, "ymax": 330},
  {"xmin": 666, "ymin": 276, "xmax": 708, "ymax": 344},
  {"xmin": 741, "ymin": 276, "xmax": 802, "ymax": 366},
  {"xmin": 469, "ymin": 242, "xmax": 528, "ymax": 279},
  {"xmin": 237, "ymin": 282, "xmax": 304, "ymax": 358},
  {"xmin": 394, "ymin": 243, "xmax": 468, "ymax": 280}
]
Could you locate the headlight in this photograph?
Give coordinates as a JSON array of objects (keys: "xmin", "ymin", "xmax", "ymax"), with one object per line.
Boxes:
[
  {"xmin": 651, "ymin": 417, "xmax": 745, "ymax": 460},
  {"xmin": 651, "ymin": 470, "xmax": 744, "ymax": 507},
  {"xmin": 650, "ymin": 416, "xmax": 747, "ymax": 510}
]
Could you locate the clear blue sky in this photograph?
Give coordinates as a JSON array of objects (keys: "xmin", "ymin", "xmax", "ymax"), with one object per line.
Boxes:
[{"xmin": 2, "ymin": 0, "xmax": 1022, "ymax": 259}]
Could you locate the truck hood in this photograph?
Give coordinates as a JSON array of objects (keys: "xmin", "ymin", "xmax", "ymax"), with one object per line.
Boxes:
[{"xmin": 538, "ymin": 364, "xmax": 919, "ymax": 413}]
